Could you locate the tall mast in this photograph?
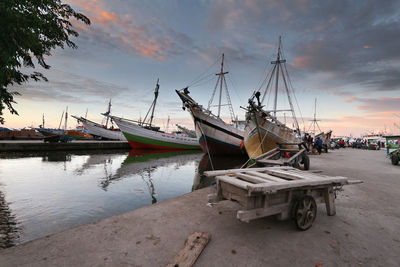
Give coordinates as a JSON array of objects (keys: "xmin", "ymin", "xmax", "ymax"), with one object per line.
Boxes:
[
  {"xmin": 308, "ymin": 98, "xmax": 321, "ymax": 134},
  {"xmin": 58, "ymin": 110, "xmax": 64, "ymax": 129},
  {"xmin": 64, "ymin": 106, "xmax": 68, "ymax": 131},
  {"xmin": 313, "ymin": 98, "xmax": 317, "ymax": 134},
  {"xmin": 273, "ymin": 36, "xmax": 282, "ymax": 118},
  {"xmin": 42, "ymin": 113, "xmax": 45, "ymax": 128},
  {"xmin": 105, "ymin": 99, "xmax": 111, "ymax": 128},
  {"xmin": 149, "ymin": 79, "xmax": 160, "ymax": 127},
  {"xmin": 216, "ymin": 54, "xmax": 228, "ymax": 117}
]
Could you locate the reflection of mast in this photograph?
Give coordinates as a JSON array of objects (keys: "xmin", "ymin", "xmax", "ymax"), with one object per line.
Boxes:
[
  {"xmin": 308, "ymin": 98, "xmax": 321, "ymax": 134},
  {"xmin": 140, "ymin": 169, "xmax": 157, "ymax": 204}
]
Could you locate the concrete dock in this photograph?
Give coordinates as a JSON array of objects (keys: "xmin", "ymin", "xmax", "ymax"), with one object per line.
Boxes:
[
  {"xmin": 0, "ymin": 149, "xmax": 399, "ymax": 266},
  {"xmin": 0, "ymin": 140, "xmax": 131, "ymax": 152}
]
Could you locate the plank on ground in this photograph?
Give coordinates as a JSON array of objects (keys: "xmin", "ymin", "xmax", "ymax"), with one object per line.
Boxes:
[{"xmin": 167, "ymin": 232, "xmax": 211, "ymax": 267}]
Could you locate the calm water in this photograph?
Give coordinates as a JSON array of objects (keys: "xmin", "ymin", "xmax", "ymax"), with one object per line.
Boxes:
[{"xmin": 0, "ymin": 149, "xmax": 246, "ymax": 247}]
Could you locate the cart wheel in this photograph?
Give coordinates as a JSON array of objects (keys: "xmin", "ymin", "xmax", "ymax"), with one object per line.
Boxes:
[
  {"xmin": 301, "ymin": 153, "xmax": 310, "ymax": 170},
  {"xmin": 293, "ymin": 196, "xmax": 317, "ymax": 231},
  {"xmin": 391, "ymin": 155, "xmax": 399, "ymax": 165}
]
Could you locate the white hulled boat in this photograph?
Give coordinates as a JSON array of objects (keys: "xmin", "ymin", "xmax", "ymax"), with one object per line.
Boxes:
[{"xmin": 111, "ymin": 80, "xmax": 201, "ymax": 150}]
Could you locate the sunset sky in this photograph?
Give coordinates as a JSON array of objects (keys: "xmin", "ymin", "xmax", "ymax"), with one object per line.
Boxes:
[{"xmin": 4, "ymin": 0, "xmax": 400, "ymax": 136}]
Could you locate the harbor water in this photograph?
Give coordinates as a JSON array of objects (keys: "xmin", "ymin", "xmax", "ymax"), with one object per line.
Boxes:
[{"xmin": 0, "ymin": 149, "xmax": 247, "ymax": 248}]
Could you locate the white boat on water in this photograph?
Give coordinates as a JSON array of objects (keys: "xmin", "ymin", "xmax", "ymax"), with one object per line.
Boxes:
[
  {"xmin": 72, "ymin": 100, "xmax": 126, "ymax": 141},
  {"xmin": 111, "ymin": 80, "xmax": 201, "ymax": 150},
  {"xmin": 72, "ymin": 116, "xmax": 126, "ymax": 141},
  {"xmin": 176, "ymin": 54, "xmax": 245, "ymax": 155}
]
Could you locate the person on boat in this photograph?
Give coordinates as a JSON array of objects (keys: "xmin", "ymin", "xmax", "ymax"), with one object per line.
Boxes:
[{"xmin": 316, "ymin": 137, "xmax": 323, "ymax": 155}]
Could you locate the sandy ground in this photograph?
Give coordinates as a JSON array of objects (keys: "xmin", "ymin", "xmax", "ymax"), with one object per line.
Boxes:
[{"xmin": 0, "ymin": 148, "xmax": 399, "ymax": 266}]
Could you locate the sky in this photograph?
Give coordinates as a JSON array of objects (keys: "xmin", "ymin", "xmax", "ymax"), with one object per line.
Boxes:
[{"xmin": 4, "ymin": 0, "xmax": 400, "ymax": 137}]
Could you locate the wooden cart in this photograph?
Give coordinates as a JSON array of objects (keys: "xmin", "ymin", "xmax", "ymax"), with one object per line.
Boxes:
[
  {"xmin": 253, "ymin": 142, "xmax": 310, "ymax": 170},
  {"xmin": 204, "ymin": 166, "xmax": 362, "ymax": 230}
]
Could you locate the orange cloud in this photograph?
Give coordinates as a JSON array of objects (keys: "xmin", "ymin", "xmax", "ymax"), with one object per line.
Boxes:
[
  {"xmin": 363, "ymin": 45, "xmax": 372, "ymax": 49},
  {"xmin": 343, "ymin": 96, "xmax": 357, "ymax": 102},
  {"xmin": 293, "ymin": 56, "xmax": 311, "ymax": 68},
  {"xmin": 66, "ymin": 0, "xmax": 171, "ymax": 60}
]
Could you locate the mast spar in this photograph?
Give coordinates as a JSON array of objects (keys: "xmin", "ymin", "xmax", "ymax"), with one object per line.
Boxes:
[
  {"xmin": 105, "ymin": 99, "xmax": 111, "ymax": 128},
  {"xmin": 142, "ymin": 79, "xmax": 160, "ymax": 128}
]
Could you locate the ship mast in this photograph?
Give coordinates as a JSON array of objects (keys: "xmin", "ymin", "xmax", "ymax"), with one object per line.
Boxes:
[
  {"xmin": 142, "ymin": 79, "xmax": 160, "ymax": 128},
  {"xmin": 308, "ymin": 98, "xmax": 321, "ymax": 134},
  {"xmin": 207, "ymin": 54, "xmax": 236, "ymax": 122},
  {"xmin": 105, "ymin": 99, "xmax": 111, "ymax": 128},
  {"xmin": 216, "ymin": 54, "xmax": 228, "ymax": 117}
]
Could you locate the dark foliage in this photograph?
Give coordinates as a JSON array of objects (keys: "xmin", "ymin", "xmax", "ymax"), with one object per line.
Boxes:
[{"xmin": 0, "ymin": 0, "xmax": 90, "ymax": 124}]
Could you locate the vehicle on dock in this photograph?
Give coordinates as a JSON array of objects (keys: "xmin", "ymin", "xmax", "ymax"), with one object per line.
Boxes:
[
  {"xmin": 205, "ymin": 166, "xmax": 362, "ymax": 230},
  {"xmin": 389, "ymin": 149, "xmax": 399, "ymax": 165}
]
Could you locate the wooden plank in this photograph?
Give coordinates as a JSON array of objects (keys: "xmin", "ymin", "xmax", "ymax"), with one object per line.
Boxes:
[
  {"xmin": 324, "ymin": 186, "xmax": 336, "ymax": 216},
  {"xmin": 203, "ymin": 166, "xmax": 289, "ymax": 177},
  {"xmin": 167, "ymin": 232, "xmax": 211, "ymax": 267},
  {"xmin": 256, "ymin": 159, "xmax": 284, "ymax": 165},
  {"xmin": 237, "ymin": 203, "xmax": 290, "ymax": 222},
  {"xmin": 254, "ymin": 148, "xmax": 280, "ymax": 160},
  {"xmin": 216, "ymin": 175, "xmax": 252, "ymax": 190},
  {"xmin": 262, "ymin": 169, "xmax": 305, "ymax": 180},
  {"xmin": 235, "ymin": 173, "xmax": 271, "ymax": 184},
  {"xmin": 247, "ymin": 177, "xmax": 348, "ymax": 193},
  {"xmin": 245, "ymin": 171, "xmax": 289, "ymax": 182}
]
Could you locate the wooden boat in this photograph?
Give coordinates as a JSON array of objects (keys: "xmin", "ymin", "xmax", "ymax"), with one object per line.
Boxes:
[
  {"xmin": 72, "ymin": 100, "xmax": 126, "ymax": 141},
  {"xmin": 72, "ymin": 116, "xmax": 126, "ymax": 141},
  {"xmin": 244, "ymin": 37, "xmax": 301, "ymax": 158},
  {"xmin": 176, "ymin": 54, "xmax": 245, "ymax": 155},
  {"xmin": 112, "ymin": 80, "xmax": 201, "ymax": 150}
]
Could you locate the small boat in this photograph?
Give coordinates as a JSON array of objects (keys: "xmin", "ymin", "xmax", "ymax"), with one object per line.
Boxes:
[
  {"xmin": 72, "ymin": 100, "xmax": 125, "ymax": 141},
  {"xmin": 244, "ymin": 37, "xmax": 302, "ymax": 158},
  {"xmin": 176, "ymin": 54, "xmax": 245, "ymax": 155},
  {"xmin": 112, "ymin": 80, "xmax": 201, "ymax": 150}
]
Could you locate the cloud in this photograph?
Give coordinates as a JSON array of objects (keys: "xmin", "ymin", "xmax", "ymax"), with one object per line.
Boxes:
[
  {"xmin": 355, "ymin": 97, "xmax": 400, "ymax": 112},
  {"xmin": 67, "ymin": 0, "xmax": 194, "ymax": 61},
  {"xmin": 11, "ymin": 70, "xmax": 130, "ymax": 103}
]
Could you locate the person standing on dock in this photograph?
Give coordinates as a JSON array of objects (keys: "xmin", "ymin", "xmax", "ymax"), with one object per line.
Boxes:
[{"xmin": 316, "ymin": 137, "xmax": 323, "ymax": 155}]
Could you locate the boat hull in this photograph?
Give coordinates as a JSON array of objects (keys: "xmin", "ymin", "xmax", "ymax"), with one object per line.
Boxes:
[
  {"xmin": 244, "ymin": 114, "xmax": 300, "ymax": 158},
  {"xmin": 81, "ymin": 119, "xmax": 126, "ymax": 141},
  {"xmin": 113, "ymin": 117, "xmax": 201, "ymax": 150},
  {"xmin": 190, "ymin": 107, "xmax": 245, "ymax": 155}
]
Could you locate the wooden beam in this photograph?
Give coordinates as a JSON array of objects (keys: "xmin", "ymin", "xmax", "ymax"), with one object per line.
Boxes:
[
  {"xmin": 217, "ymin": 175, "xmax": 252, "ymax": 190},
  {"xmin": 248, "ymin": 177, "xmax": 348, "ymax": 193},
  {"xmin": 167, "ymin": 232, "xmax": 211, "ymax": 267},
  {"xmin": 324, "ymin": 186, "xmax": 336, "ymax": 216},
  {"xmin": 237, "ymin": 203, "xmax": 290, "ymax": 222},
  {"xmin": 245, "ymin": 171, "xmax": 288, "ymax": 182},
  {"xmin": 235, "ymin": 173, "xmax": 270, "ymax": 184}
]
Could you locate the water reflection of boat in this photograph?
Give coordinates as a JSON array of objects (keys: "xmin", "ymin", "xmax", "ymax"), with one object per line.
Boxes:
[
  {"xmin": 100, "ymin": 150, "xmax": 203, "ymax": 192},
  {"xmin": 192, "ymin": 154, "xmax": 248, "ymax": 191}
]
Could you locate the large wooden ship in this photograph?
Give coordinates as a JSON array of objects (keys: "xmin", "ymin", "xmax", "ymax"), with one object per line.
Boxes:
[
  {"xmin": 244, "ymin": 37, "xmax": 302, "ymax": 158},
  {"xmin": 176, "ymin": 54, "xmax": 245, "ymax": 155}
]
